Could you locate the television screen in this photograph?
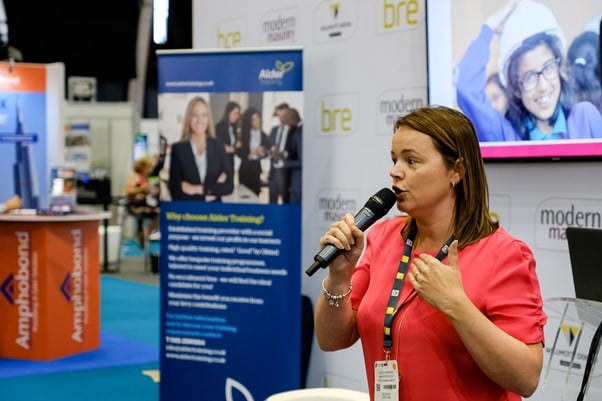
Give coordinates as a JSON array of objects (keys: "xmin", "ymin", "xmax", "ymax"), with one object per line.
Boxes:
[{"xmin": 426, "ymin": 0, "xmax": 602, "ymax": 161}]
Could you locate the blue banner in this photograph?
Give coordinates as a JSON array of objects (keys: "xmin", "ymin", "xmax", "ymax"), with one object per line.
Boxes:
[
  {"xmin": 158, "ymin": 47, "xmax": 304, "ymax": 401},
  {"xmin": 157, "ymin": 49, "xmax": 303, "ymax": 93},
  {"xmin": 159, "ymin": 202, "xmax": 301, "ymax": 401}
]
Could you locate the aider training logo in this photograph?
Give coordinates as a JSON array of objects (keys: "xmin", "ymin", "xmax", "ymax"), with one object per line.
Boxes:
[{"xmin": 258, "ymin": 60, "xmax": 295, "ymax": 85}]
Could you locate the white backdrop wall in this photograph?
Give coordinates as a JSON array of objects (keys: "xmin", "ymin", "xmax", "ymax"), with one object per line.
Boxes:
[{"xmin": 193, "ymin": 0, "xmax": 602, "ymax": 395}]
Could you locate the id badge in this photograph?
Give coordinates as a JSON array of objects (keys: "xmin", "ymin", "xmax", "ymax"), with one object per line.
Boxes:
[{"xmin": 374, "ymin": 360, "xmax": 399, "ymax": 401}]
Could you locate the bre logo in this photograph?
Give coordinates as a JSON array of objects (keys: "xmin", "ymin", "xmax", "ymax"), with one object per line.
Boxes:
[
  {"xmin": 377, "ymin": 0, "xmax": 422, "ymax": 33},
  {"xmin": 319, "ymin": 93, "xmax": 358, "ymax": 135}
]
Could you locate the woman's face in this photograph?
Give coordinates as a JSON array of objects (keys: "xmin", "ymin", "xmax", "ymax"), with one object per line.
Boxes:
[
  {"xmin": 229, "ymin": 107, "xmax": 241, "ymax": 124},
  {"xmin": 389, "ymin": 126, "xmax": 456, "ymax": 220},
  {"xmin": 518, "ymin": 44, "xmax": 561, "ymax": 125},
  {"xmin": 189, "ymin": 101, "xmax": 209, "ymax": 136},
  {"xmin": 251, "ymin": 113, "xmax": 261, "ymax": 130}
]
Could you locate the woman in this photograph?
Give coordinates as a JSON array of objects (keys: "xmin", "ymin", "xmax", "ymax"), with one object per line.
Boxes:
[
  {"xmin": 566, "ymin": 31, "xmax": 602, "ymax": 113},
  {"xmin": 236, "ymin": 107, "xmax": 269, "ymax": 197},
  {"xmin": 168, "ymin": 96, "xmax": 233, "ymax": 201},
  {"xmin": 215, "ymin": 100, "xmax": 242, "ymax": 174},
  {"xmin": 281, "ymin": 107, "xmax": 302, "ymax": 204},
  {"xmin": 314, "ymin": 106, "xmax": 546, "ymax": 401},
  {"xmin": 126, "ymin": 156, "xmax": 159, "ymax": 246},
  {"xmin": 456, "ymin": 0, "xmax": 602, "ymax": 141}
]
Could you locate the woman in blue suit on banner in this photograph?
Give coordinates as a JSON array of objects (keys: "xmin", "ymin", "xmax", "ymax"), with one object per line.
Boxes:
[{"xmin": 168, "ymin": 96, "xmax": 233, "ymax": 202}]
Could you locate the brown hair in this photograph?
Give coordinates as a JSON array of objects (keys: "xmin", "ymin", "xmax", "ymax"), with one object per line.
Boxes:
[
  {"xmin": 394, "ymin": 106, "xmax": 498, "ymax": 247},
  {"xmin": 133, "ymin": 156, "xmax": 155, "ymax": 174}
]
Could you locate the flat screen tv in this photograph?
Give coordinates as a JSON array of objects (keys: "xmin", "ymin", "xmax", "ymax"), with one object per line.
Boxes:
[{"xmin": 426, "ymin": 0, "xmax": 602, "ymax": 161}]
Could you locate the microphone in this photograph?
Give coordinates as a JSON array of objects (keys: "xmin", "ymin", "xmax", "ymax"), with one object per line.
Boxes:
[{"xmin": 305, "ymin": 188, "xmax": 397, "ymax": 276}]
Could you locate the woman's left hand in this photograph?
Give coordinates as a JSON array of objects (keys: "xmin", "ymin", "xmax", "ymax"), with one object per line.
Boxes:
[{"xmin": 409, "ymin": 240, "xmax": 467, "ymax": 314}]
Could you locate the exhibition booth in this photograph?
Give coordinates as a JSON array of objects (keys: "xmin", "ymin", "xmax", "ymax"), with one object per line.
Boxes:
[{"xmin": 0, "ymin": 62, "xmax": 118, "ymax": 361}]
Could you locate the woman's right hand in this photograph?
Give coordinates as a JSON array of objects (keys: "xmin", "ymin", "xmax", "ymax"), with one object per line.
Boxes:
[{"xmin": 320, "ymin": 213, "xmax": 365, "ymax": 277}]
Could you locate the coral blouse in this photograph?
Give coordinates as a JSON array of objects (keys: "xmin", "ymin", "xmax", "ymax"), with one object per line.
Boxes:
[{"xmin": 351, "ymin": 217, "xmax": 546, "ymax": 401}]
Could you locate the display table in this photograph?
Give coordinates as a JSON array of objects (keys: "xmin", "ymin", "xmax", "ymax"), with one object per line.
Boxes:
[{"xmin": 0, "ymin": 210, "xmax": 110, "ymax": 361}]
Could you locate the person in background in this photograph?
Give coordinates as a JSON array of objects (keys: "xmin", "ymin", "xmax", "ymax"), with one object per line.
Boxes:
[
  {"xmin": 314, "ymin": 106, "xmax": 546, "ymax": 401},
  {"xmin": 282, "ymin": 107, "xmax": 302, "ymax": 204},
  {"xmin": 168, "ymin": 96, "xmax": 233, "ymax": 202},
  {"xmin": 236, "ymin": 106, "xmax": 269, "ymax": 197},
  {"xmin": 215, "ymin": 101, "xmax": 242, "ymax": 174},
  {"xmin": 126, "ymin": 156, "xmax": 159, "ymax": 247},
  {"xmin": 0, "ymin": 194, "xmax": 22, "ymax": 213},
  {"xmin": 486, "ymin": 73, "xmax": 510, "ymax": 117},
  {"xmin": 268, "ymin": 102, "xmax": 291, "ymax": 204},
  {"xmin": 456, "ymin": 0, "xmax": 602, "ymax": 142},
  {"xmin": 566, "ymin": 31, "xmax": 602, "ymax": 113}
]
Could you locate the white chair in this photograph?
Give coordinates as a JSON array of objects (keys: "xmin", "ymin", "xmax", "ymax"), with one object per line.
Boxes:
[{"xmin": 265, "ymin": 387, "xmax": 370, "ymax": 401}]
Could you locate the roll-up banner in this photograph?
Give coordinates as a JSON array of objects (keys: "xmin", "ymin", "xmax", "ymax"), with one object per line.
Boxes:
[
  {"xmin": 157, "ymin": 47, "xmax": 303, "ymax": 401},
  {"xmin": 0, "ymin": 62, "xmax": 64, "ymax": 210}
]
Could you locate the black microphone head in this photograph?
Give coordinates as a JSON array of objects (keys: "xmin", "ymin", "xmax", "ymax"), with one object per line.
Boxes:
[{"xmin": 364, "ymin": 188, "xmax": 396, "ymax": 218}]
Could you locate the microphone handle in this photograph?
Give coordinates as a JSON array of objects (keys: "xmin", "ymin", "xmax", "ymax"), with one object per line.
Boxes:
[{"xmin": 305, "ymin": 209, "xmax": 378, "ymax": 276}]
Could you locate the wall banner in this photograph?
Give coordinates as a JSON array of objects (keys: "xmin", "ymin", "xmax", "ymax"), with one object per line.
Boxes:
[
  {"xmin": 0, "ymin": 63, "xmax": 48, "ymax": 209},
  {"xmin": 157, "ymin": 47, "xmax": 303, "ymax": 401}
]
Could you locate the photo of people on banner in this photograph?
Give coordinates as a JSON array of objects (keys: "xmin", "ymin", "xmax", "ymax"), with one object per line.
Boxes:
[
  {"xmin": 449, "ymin": 0, "xmax": 602, "ymax": 142},
  {"xmin": 158, "ymin": 92, "xmax": 303, "ymax": 205}
]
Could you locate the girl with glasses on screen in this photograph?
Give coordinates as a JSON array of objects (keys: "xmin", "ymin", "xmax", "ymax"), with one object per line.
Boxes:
[{"xmin": 456, "ymin": 0, "xmax": 602, "ymax": 142}]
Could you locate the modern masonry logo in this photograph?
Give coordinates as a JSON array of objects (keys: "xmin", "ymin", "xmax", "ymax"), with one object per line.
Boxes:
[
  {"xmin": 376, "ymin": 88, "xmax": 426, "ymax": 135},
  {"xmin": 317, "ymin": 189, "xmax": 359, "ymax": 228},
  {"xmin": 535, "ymin": 198, "xmax": 602, "ymax": 251},
  {"xmin": 260, "ymin": 8, "xmax": 297, "ymax": 44}
]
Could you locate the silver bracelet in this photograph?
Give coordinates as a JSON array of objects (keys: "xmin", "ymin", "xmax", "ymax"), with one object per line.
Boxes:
[{"xmin": 322, "ymin": 277, "xmax": 352, "ymax": 308}]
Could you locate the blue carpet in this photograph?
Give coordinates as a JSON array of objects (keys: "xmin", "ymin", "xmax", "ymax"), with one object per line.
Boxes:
[
  {"xmin": 0, "ymin": 362, "xmax": 159, "ymax": 401},
  {"xmin": 0, "ymin": 331, "xmax": 158, "ymax": 378},
  {"xmin": 0, "ymin": 276, "xmax": 159, "ymax": 382},
  {"xmin": 121, "ymin": 239, "xmax": 146, "ymax": 259}
]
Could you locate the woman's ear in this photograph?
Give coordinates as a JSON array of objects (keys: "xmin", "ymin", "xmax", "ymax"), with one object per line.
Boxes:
[{"xmin": 453, "ymin": 157, "xmax": 465, "ymax": 183}]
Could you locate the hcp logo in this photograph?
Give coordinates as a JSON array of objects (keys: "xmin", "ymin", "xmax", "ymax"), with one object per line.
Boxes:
[
  {"xmin": 217, "ymin": 27, "xmax": 242, "ymax": 48},
  {"xmin": 216, "ymin": 17, "xmax": 246, "ymax": 48}
]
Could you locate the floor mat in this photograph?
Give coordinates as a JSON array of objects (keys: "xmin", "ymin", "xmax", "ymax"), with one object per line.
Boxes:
[{"xmin": 0, "ymin": 331, "xmax": 158, "ymax": 378}]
